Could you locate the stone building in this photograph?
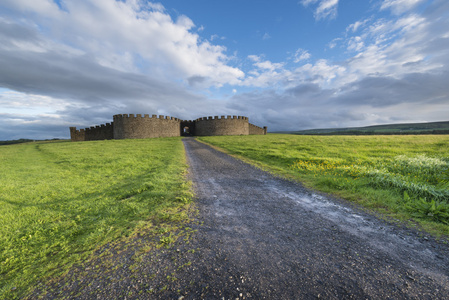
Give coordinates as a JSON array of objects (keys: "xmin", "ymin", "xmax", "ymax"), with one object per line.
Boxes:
[{"xmin": 70, "ymin": 114, "xmax": 267, "ymax": 141}]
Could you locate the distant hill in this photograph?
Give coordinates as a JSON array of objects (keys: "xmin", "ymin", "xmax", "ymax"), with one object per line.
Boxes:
[
  {"xmin": 0, "ymin": 138, "xmax": 66, "ymax": 146},
  {"xmin": 0, "ymin": 139, "xmax": 35, "ymax": 145},
  {"xmin": 280, "ymin": 121, "xmax": 449, "ymax": 135}
]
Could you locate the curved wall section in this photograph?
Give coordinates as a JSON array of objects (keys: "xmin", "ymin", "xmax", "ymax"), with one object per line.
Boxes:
[
  {"xmin": 113, "ymin": 114, "xmax": 181, "ymax": 139},
  {"xmin": 195, "ymin": 116, "xmax": 249, "ymax": 136}
]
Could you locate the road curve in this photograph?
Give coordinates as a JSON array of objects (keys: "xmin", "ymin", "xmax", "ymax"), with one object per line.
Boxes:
[{"xmin": 179, "ymin": 137, "xmax": 449, "ymax": 299}]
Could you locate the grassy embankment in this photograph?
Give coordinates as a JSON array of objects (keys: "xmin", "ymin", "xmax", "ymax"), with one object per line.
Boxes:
[
  {"xmin": 0, "ymin": 138, "xmax": 193, "ymax": 299},
  {"xmin": 198, "ymin": 134, "xmax": 449, "ymax": 237}
]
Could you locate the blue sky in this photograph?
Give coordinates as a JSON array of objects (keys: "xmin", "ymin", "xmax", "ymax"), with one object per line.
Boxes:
[{"xmin": 0, "ymin": 0, "xmax": 448, "ymax": 139}]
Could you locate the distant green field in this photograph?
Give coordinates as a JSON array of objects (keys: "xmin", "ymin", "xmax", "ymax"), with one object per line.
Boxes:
[
  {"xmin": 0, "ymin": 138, "xmax": 192, "ymax": 299},
  {"xmin": 198, "ymin": 134, "xmax": 449, "ymax": 236},
  {"xmin": 285, "ymin": 120, "xmax": 449, "ymax": 135}
]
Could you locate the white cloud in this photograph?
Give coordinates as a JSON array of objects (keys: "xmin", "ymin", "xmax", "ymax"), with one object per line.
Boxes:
[
  {"xmin": 210, "ymin": 34, "xmax": 227, "ymax": 42},
  {"xmin": 301, "ymin": 0, "xmax": 339, "ymax": 20},
  {"xmin": 344, "ymin": 13, "xmax": 431, "ymax": 81},
  {"xmin": 292, "ymin": 59, "xmax": 346, "ymax": 87},
  {"xmin": 248, "ymin": 55, "xmax": 284, "ymax": 71},
  {"xmin": 233, "ymin": 0, "xmax": 449, "ymax": 132},
  {"xmin": 242, "ymin": 56, "xmax": 289, "ymax": 88},
  {"xmin": 328, "ymin": 37, "xmax": 342, "ymax": 49},
  {"xmin": 301, "ymin": 0, "xmax": 318, "ymax": 5},
  {"xmin": 346, "ymin": 19, "xmax": 370, "ymax": 33},
  {"xmin": 0, "ymin": 90, "xmax": 68, "ymax": 112},
  {"xmin": 381, "ymin": 0, "xmax": 426, "ymax": 15},
  {"xmin": 347, "ymin": 36, "xmax": 365, "ymax": 52},
  {"xmin": 0, "ymin": 0, "xmax": 244, "ymax": 88},
  {"xmin": 293, "ymin": 48, "xmax": 311, "ymax": 63}
]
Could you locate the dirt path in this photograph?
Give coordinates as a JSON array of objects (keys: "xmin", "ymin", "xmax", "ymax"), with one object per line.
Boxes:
[
  {"xmin": 178, "ymin": 137, "xmax": 449, "ymax": 299},
  {"xmin": 30, "ymin": 137, "xmax": 449, "ymax": 299}
]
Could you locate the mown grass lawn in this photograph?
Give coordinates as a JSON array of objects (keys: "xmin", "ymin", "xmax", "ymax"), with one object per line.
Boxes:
[
  {"xmin": 0, "ymin": 138, "xmax": 192, "ymax": 299},
  {"xmin": 198, "ymin": 134, "xmax": 449, "ymax": 237}
]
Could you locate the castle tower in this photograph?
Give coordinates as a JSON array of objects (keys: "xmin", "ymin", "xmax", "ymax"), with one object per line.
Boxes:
[{"xmin": 194, "ymin": 116, "xmax": 249, "ymax": 136}]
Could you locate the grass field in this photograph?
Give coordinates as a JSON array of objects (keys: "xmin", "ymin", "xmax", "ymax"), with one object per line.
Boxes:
[
  {"xmin": 0, "ymin": 138, "xmax": 192, "ymax": 299},
  {"xmin": 2, "ymin": 134, "xmax": 448, "ymax": 298},
  {"xmin": 198, "ymin": 134, "xmax": 449, "ymax": 236}
]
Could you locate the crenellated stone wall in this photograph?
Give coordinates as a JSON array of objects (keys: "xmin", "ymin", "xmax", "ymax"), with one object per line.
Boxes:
[
  {"xmin": 194, "ymin": 116, "xmax": 249, "ymax": 136},
  {"xmin": 113, "ymin": 114, "xmax": 180, "ymax": 139},
  {"xmin": 69, "ymin": 123, "xmax": 113, "ymax": 142},
  {"xmin": 70, "ymin": 113, "xmax": 267, "ymax": 141},
  {"xmin": 249, "ymin": 123, "xmax": 268, "ymax": 135}
]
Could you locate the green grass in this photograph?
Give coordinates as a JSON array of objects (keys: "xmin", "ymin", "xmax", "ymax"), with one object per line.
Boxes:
[
  {"xmin": 198, "ymin": 134, "xmax": 449, "ymax": 236},
  {"xmin": 0, "ymin": 138, "xmax": 193, "ymax": 299}
]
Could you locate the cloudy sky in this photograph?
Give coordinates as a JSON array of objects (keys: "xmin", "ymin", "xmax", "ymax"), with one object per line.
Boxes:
[{"xmin": 1, "ymin": 0, "xmax": 448, "ymax": 140}]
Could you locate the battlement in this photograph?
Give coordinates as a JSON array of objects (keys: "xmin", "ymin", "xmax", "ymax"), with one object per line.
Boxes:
[
  {"xmin": 195, "ymin": 115, "xmax": 248, "ymax": 121},
  {"xmin": 113, "ymin": 114, "xmax": 180, "ymax": 121},
  {"xmin": 194, "ymin": 115, "xmax": 249, "ymax": 136},
  {"xmin": 70, "ymin": 122, "xmax": 113, "ymax": 141},
  {"xmin": 70, "ymin": 113, "xmax": 266, "ymax": 141},
  {"xmin": 249, "ymin": 123, "xmax": 267, "ymax": 135}
]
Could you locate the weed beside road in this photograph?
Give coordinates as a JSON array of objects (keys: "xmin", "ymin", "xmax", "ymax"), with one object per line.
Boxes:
[
  {"xmin": 198, "ymin": 134, "xmax": 449, "ymax": 236},
  {"xmin": 0, "ymin": 138, "xmax": 192, "ymax": 299}
]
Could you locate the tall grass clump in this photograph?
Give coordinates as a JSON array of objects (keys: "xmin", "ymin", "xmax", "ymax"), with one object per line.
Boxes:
[
  {"xmin": 0, "ymin": 138, "xmax": 192, "ymax": 299},
  {"xmin": 198, "ymin": 135, "xmax": 449, "ymax": 233}
]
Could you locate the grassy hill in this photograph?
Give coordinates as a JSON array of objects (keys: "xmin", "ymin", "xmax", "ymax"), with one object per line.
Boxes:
[{"xmin": 281, "ymin": 121, "xmax": 449, "ymax": 135}]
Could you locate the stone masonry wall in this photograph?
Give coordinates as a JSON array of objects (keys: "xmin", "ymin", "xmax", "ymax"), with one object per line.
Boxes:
[
  {"xmin": 70, "ymin": 114, "xmax": 267, "ymax": 141},
  {"xmin": 69, "ymin": 123, "xmax": 113, "ymax": 141},
  {"xmin": 249, "ymin": 123, "xmax": 267, "ymax": 135},
  {"xmin": 194, "ymin": 116, "xmax": 249, "ymax": 136},
  {"xmin": 113, "ymin": 114, "xmax": 181, "ymax": 139}
]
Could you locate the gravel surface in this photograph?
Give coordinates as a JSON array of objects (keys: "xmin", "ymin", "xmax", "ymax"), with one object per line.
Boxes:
[{"xmin": 29, "ymin": 137, "xmax": 449, "ymax": 299}]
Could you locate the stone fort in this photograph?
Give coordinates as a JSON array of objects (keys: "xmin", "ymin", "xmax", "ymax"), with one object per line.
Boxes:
[{"xmin": 70, "ymin": 114, "xmax": 267, "ymax": 141}]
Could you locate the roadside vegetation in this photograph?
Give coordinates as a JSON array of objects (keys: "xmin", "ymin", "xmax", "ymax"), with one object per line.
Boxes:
[
  {"xmin": 198, "ymin": 134, "xmax": 449, "ymax": 237},
  {"xmin": 0, "ymin": 138, "xmax": 193, "ymax": 299}
]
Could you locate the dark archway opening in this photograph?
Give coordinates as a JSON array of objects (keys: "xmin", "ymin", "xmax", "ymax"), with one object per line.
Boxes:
[
  {"xmin": 183, "ymin": 126, "xmax": 191, "ymax": 136},
  {"xmin": 181, "ymin": 121, "xmax": 195, "ymax": 136}
]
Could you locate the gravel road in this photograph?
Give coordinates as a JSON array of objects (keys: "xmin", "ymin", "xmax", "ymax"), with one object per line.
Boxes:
[
  {"xmin": 30, "ymin": 137, "xmax": 449, "ymax": 299},
  {"xmin": 177, "ymin": 137, "xmax": 449, "ymax": 299}
]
